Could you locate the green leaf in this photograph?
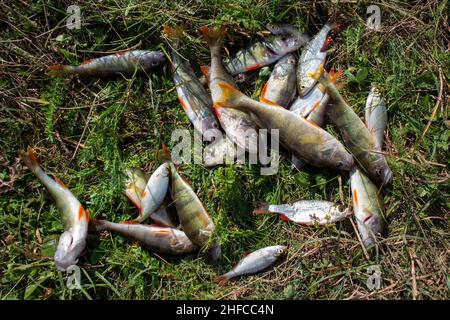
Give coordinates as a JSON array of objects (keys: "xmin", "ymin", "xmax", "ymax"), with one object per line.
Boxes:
[{"xmin": 355, "ymin": 67, "xmax": 368, "ymax": 82}]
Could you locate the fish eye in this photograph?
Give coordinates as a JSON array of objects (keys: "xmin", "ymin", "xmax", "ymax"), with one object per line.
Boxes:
[
  {"xmin": 336, "ymin": 161, "xmax": 344, "ymax": 169},
  {"xmin": 152, "ymin": 61, "xmax": 159, "ymax": 66}
]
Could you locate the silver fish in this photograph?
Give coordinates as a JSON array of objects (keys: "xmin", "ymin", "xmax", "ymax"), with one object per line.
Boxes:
[
  {"xmin": 253, "ymin": 200, "xmax": 350, "ymax": 225},
  {"xmin": 20, "ymin": 147, "xmax": 88, "ymax": 272},
  {"xmin": 259, "ymin": 53, "xmax": 297, "ymax": 107},
  {"xmin": 365, "ymin": 84, "xmax": 387, "ymax": 151},
  {"xmin": 48, "ymin": 50, "xmax": 165, "ymax": 76},
  {"xmin": 93, "ymin": 219, "xmax": 197, "ymax": 255},
  {"xmin": 350, "ymin": 168, "xmax": 385, "ymax": 248},
  {"xmin": 297, "ymin": 23, "xmax": 333, "ymax": 96},
  {"xmin": 215, "ymin": 245, "xmax": 287, "ymax": 286}
]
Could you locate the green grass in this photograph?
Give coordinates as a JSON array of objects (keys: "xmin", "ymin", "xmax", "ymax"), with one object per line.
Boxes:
[{"xmin": 0, "ymin": 0, "xmax": 449, "ymax": 300}]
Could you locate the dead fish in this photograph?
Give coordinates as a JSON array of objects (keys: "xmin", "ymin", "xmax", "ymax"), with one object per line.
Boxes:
[
  {"xmin": 20, "ymin": 147, "xmax": 88, "ymax": 272},
  {"xmin": 201, "ymin": 25, "xmax": 259, "ymax": 154},
  {"xmin": 297, "ymin": 23, "xmax": 335, "ymax": 96},
  {"xmin": 309, "ymin": 65, "xmax": 393, "ymax": 186},
  {"xmin": 253, "ymin": 200, "xmax": 350, "ymax": 225},
  {"xmin": 163, "ymin": 26, "xmax": 220, "ymax": 138},
  {"xmin": 48, "ymin": 50, "xmax": 165, "ymax": 76},
  {"xmin": 259, "ymin": 53, "xmax": 297, "ymax": 107},
  {"xmin": 92, "ymin": 219, "xmax": 197, "ymax": 255},
  {"xmin": 365, "ymin": 84, "xmax": 387, "ymax": 151},
  {"xmin": 224, "ymin": 24, "xmax": 308, "ymax": 75},
  {"xmin": 213, "ymin": 81, "xmax": 355, "ymax": 171},
  {"xmin": 350, "ymin": 168, "xmax": 385, "ymax": 248},
  {"xmin": 215, "ymin": 245, "xmax": 287, "ymax": 286},
  {"xmin": 163, "ymin": 145, "xmax": 216, "ymax": 253},
  {"xmin": 123, "ymin": 167, "xmax": 177, "ymax": 227}
]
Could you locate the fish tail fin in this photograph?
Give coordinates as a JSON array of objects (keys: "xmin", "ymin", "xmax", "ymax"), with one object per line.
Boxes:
[
  {"xmin": 200, "ymin": 65, "xmax": 210, "ymax": 78},
  {"xmin": 200, "ymin": 25, "xmax": 227, "ymax": 48},
  {"xmin": 47, "ymin": 65, "xmax": 74, "ymax": 76},
  {"xmin": 252, "ymin": 204, "xmax": 270, "ymax": 216},
  {"xmin": 163, "ymin": 25, "xmax": 184, "ymax": 46},
  {"xmin": 214, "ymin": 275, "xmax": 229, "ymax": 287},
  {"xmin": 19, "ymin": 147, "xmax": 41, "ymax": 173},
  {"xmin": 327, "ymin": 14, "xmax": 346, "ymax": 32},
  {"xmin": 213, "ymin": 81, "xmax": 246, "ymax": 110},
  {"xmin": 162, "ymin": 144, "xmax": 172, "ymax": 162}
]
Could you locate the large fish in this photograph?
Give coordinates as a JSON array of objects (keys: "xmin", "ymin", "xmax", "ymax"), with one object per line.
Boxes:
[
  {"xmin": 123, "ymin": 167, "xmax": 176, "ymax": 227},
  {"xmin": 350, "ymin": 168, "xmax": 385, "ymax": 248},
  {"xmin": 19, "ymin": 147, "xmax": 88, "ymax": 272},
  {"xmin": 215, "ymin": 245, "xmax": 287, "ymax": 286},
  {"xmin": 253, "ymin": 200, "xmax": 350, "ymax": 225},
  {"xmin": 201, "ymin": 26, "xmax": 259, "ymax": 154},
  {"xmin": 297, "ymin": 23, "xmax": 334, "ymax": 96},
  {"xmin": 309, "ymin": 65, "xmax": 393, "ymax": 186},
  {"xmin": 48, "ymin": 50, "xmax": 165, "ymax": 76},
  {"xmin": 163, "ymin": 146, "xmax": 218, "ymax": 255},
  {"xmin": 224, "ymin": 24, "xmax": 308, "ymax": 76},
  {"xmin": 365, "ymin": 84, "xmax": 387, "ymax": 151},
  {"xmin": 163, "ymin": 26, "xmax": 220, "ymax": 139},
  {"xmin": 92, "ymin": 219, "xmax": 197, "ymax": 255},
  {"xmin": 213, "ymin": 81, "xmax": 354, "ymax": 171},
  {"xmin": 259, "ymin": 53, "xmax": 297, "ymax": 107}
]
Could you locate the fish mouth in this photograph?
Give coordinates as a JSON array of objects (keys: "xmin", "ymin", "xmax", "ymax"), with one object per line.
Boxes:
[{"xmin": 382, "ymin": 169, "xmax": 393, "ymax": 186}]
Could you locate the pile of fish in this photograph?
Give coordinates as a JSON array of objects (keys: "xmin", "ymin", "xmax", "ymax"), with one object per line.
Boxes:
[{"xmin": 20, "ymin": 21, "xmax": 392, "ymax": 285}]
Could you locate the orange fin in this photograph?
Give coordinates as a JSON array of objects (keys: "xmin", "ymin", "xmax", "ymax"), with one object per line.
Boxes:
[
  {"xmin": 353, "ymin": 189, "xmax": 359, "ymax": 208},
  {"xmin": 177, "ymin": 96, "xmax": 188, "ymax": 111},
  {"xmin": 162, "ymin": 144, "xmax": 171, "ymax": 162},
  {"xmin": 200, "ymin": 65, "xmax": 210, "ymax": 77},
  {"xmin": 244, "ymin": 63, "xmax": 263, "ymax": 72},
  {"xmin": 329, "ymin": 67, "xmax": 344, "ymax": 84},
  {"xmin": 279, "ymin": 215, "xmax": 290, "ymax": 221},
  {"xmin": 200, "ymin": 25, "xmax": 227, "ymax": 47},
  {"xmin": 53, "ymin": 175, "xmax": 66, "ymax": 188},
  {"xmin": 163, "ymin": 25, "xmax": 184, "ymax": 41},
  {"xmin": 85, "ymin": 209, "xmax": 90, "ymax": 223},
  {"xmin": 214, "ymin": 275, "xmax": 229, "ymax": 287},
  {"xmin": 119, "ymin": 220, "xmax": 139, "ymax": 225},
  {"xmin": 19, "ymin": 146, "xmax": 41, "ymax": 171},
  {"xmin": 259, "ymin": 82, "xmax": 269, "ymax": 101},
  {"xmin": 47, "ymin": 65, "xmax": 71, "ymax": 77},
  {"xmin": 78, "ymin": 205, "xmax": 84, "ymax": 221},
  {"xmin": 260, "ymin": 97, "xmax": 282, "ymax": 107}
]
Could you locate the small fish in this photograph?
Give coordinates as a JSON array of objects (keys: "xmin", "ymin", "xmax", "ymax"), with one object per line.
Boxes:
[
  {"xmin": 123, "ymin": 167, "xmax": 177, "ymax": 227},
  {"xmin": 121, "ymin": 163, "xmax": 170, "ymax": 224},
  {"xmin": 163, "ymin": 26, "xmax": 220, "ymax": 138},
  {"xmin": 215, "ymin": 245, "xmax": 287, "ymax": 286},
  {"xmin": 309, "ymin": 65, "xmax": 393, "ymax": 186},
  {"xmin": 259, "ymin": 53, "xmax": 297, "ymax": 107},
  {"xmin": 350, "ymin": 168, "xmax": 385, "ymax": 248},
  {"xmin": 19, "ymin": 147, "xmax": 88, "ymax": 272},
  {"xmin": 201, "ymin": 25, "xmax": 259, "ymax": 154},
  {"xmin": 92, "ymin": 219, "xmax": 197, "ymax": 255},
  {"xmin": 224, "ymin": 24, "xmax": 308, "ymax": 76},
  {"xmin": 253, "ymin": 200, "xmax": 350, "ymax": 225},
  {"xmin": 203, "ymin": 136, "xmax": 246, "ymax": 167},
  {"xmin": 48, "ymin": 50, "xmax": 165, "ymax": 77},
  {"xmin": 213, "ymin": 81, "xmax": 355, "ymax": 171},
  {"xmin": 297, "ymin": 23, "xmax": 335, "ymax": 96},
  {"xmin": 365, "ymin": 84, "xmax": 387, "ymax": 151},
  {"xmin": 163, "ymin": 145, "xmax": 216, "ymax": 252}
]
